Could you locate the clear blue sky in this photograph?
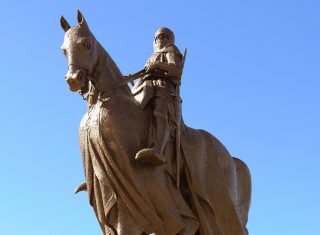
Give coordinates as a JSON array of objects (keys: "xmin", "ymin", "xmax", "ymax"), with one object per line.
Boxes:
[{"xmin": 0, "ymin": 1, "xmax": 319, "ymax": 234}]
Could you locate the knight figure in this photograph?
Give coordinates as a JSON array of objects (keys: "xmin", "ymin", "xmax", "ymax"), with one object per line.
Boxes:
[{"xmin": 132, "ymin": 27, "xmax": 184, "ymax": 166}]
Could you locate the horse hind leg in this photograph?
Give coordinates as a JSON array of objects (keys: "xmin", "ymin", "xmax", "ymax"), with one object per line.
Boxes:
[{"xmin": 233, "ymin": 157, "xmax": 252, "ymax": 235}]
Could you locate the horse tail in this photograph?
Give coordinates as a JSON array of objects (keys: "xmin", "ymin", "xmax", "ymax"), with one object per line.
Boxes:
[{"xmin": 233, "ymin": 157, "xmax": 252, "ymax": 234}]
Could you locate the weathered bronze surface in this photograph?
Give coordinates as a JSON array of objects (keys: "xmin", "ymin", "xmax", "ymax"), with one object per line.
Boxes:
[{"xmin": 61, "ymin": 10, "xmax": 252, "ymax": 235}]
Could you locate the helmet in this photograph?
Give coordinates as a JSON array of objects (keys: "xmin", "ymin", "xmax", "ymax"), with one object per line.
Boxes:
[{"xmin": 154, "ymin": 27, "xmax": 175, "ymax": 44}]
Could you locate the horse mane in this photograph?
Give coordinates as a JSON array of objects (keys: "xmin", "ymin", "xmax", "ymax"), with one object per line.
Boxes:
[{"xmin": 94, "ymin": 41, "xmax": 133, "ymax": 99}]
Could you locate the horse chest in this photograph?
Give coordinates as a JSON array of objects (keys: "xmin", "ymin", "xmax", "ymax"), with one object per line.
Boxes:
[{"xmin": 79, "ymin": 104, "xmax": 111, "ymax": 139}]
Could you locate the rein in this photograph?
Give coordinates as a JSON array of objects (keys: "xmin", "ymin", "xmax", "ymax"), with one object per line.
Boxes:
[{"xmin": 78, "ymin": 61, "xmax": 127, "ymax": 105}]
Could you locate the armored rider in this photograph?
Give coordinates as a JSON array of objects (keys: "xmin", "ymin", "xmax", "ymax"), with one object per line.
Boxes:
[{"xmin": 132, "ymin": 27, "xmax": 183, "ymax": 165}]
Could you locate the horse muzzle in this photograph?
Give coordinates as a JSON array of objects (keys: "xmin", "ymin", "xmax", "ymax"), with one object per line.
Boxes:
[{"xmin": 65, "ymin": 70, "xmax": 86, "ymax": 92}]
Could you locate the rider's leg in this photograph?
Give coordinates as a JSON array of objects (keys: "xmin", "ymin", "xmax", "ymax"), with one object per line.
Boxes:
[
  {"xmin": 135, "ymin": 97, "xmax": 169, "ymax": 165},
  {"xmin": 153, "ymin": 114, "xmax": 169, "ymax": 160}
]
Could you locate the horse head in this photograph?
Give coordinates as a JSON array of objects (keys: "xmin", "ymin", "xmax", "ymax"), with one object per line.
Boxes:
[{"xmin": 60, "ymin": 10, "xmax": 99, "ymax": 93}]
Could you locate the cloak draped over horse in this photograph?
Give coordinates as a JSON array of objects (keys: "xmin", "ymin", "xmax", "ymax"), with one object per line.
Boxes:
[{"xmin": 60, "ymin": 10, "xmax": 251, "ymax": 235}]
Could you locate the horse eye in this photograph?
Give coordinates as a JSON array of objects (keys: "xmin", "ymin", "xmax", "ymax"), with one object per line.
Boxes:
[{"xmin": 83, "ymin": 41, "xmax": 91, "ymax": 50}]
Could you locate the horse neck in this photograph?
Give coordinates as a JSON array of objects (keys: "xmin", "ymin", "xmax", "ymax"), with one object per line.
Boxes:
[{"xmin": 92, "ymin": 43, "xmax": 131, "ymax": 101}]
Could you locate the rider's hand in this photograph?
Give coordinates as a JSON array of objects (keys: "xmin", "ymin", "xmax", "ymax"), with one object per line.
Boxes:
[{"xmin": 145, "ymin": 62, "xmax": 156, "ymax": 73}]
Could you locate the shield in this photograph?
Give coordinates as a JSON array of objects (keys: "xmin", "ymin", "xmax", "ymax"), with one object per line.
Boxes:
[{"xmin": 132, "ymin": 78, "xmax": 154, "ymax": 109}]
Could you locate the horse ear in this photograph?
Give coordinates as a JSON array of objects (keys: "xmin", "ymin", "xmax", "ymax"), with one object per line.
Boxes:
[
  {"xmin": 77, "ymin": 9, "xmax": 89, "ymax": 28},
  {"xmin": 60, "ymin": 15, "xmax": 71, "ymax": 32}
]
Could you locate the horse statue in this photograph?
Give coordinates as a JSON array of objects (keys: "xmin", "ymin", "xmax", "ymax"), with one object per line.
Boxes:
[{"xmin": 60, "ymin": 10, "xmax": 251, "ymax": 235}]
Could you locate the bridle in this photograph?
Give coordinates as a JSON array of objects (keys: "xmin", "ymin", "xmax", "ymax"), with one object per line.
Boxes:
[
  {"xmin": 75, "ymin": 60, "xmax": 99, "ymax": 101},
  {"xmin": 76, "ymin": 58, "xmax": 127, "ymax": 104}
]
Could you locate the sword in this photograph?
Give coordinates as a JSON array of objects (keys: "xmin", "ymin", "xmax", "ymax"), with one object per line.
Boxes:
[
  {"xmin": 119, "ymin": 69, "xmax": 147, "ymax": 86},
  {"xmin": 176, "ymin": 48, "xmax": 187, "ymax": 188}
]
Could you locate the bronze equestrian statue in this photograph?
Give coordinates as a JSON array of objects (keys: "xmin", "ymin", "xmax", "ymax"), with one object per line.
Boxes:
[{"xmin": 60, "ymin": 10, "xmax": 252, "ymax": 235}]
